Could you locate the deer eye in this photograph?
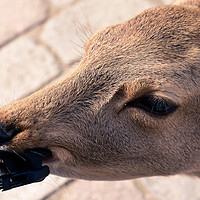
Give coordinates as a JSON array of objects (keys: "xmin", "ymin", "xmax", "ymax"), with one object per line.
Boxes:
[{"xmin": 125, "ymin": 95, "xmax": 178, "ymax": 116}]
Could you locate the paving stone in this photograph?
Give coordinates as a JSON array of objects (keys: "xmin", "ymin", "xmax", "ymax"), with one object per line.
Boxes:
[
  {"xmin": 0, "ymin": 37, "xmax": 61, "ymax": 108},
  {"xmin": 163, "ymin": 0, "xmax": 174, "ymax": 5},
  {"xmin": 45, "ymin": 180, "xmax": 147, "ymax": 200},
  {"xmin": 0, "ymin": 0, "xmax": 48, "ymax": 47},
  {"xmin": 50, "ymin": 0, "xmax": 78, "ymax": 7},
  {"xmin": 0, "ymin": 175, "xmax": 68, "ymax": 200},
  {"xmin": 136, "ymin": 175, "xmax": 200, "ymax": 200},
  {"xmin": 44, "ymin": 63, "xmax": 79, "ymax": 88},
  {"xmin": 40, "ymin": 0, "xmax": 158, "ymax": 65}
]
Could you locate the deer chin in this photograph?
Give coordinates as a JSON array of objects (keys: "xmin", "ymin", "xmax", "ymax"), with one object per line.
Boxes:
[
  {"xmin": 46, "ymin": 146, "xmax": 111, "ymax": 180},
  {"xmin": 47, "ymin": 146, "xmax": 153, "ymax": 181}
]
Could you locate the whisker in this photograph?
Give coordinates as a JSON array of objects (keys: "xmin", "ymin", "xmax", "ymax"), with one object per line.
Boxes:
[
  {"xmin": 28, "ymin": 150, "xmax": 46, "ymax": 157},
  {"xmin": 76, "ymin": 20, "xmax": 90, "ymax": 40},
  {"xmin": 30, "ymin": 184, "xmax": 39, "ymax": 193},
  {"xmin": 71, "ymin": 17, "xmax": 92, "ymax": 46},
  {"xmin": 44, "ymin": 176, "xmax": 61, "ymax": 187},
  {"xmin": 70, "ymin": 13, "xmax": 94, "ymax": 58},
  {"xmin": 71, "ymin": 19, "xmax": 85, "ymax": 44},
  {"xmin": 3, "ymin": 96, "xmax": 9, "ymax": 105},
  {"xmin": 83, "ymin": 9, "xmax": 93, "ymax": 36},
  {"xmin": 75, "ymin": 26, "xmax": 88, "ymax": 45},
  {"xmin": 11, "ymin": 89, "xmax": 16, "ymax": 103},
  {"xmin": 12, "ymin": 150, "xmax": 26, "ymax": 161},
  {"xmin": 70, "ymin": 39, "xmax": 85, "ymax": 50},
  {"xmin": 70, "ymin": 39, "xmax": 85, "ymax": 56}
]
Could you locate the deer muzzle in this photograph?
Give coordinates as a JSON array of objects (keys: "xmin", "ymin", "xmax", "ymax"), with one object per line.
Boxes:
[{"xmin": 0, "ymin": 125, "xmax": 52, "ymax": 191}]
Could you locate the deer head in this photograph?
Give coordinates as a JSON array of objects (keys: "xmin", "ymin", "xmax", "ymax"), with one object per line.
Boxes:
[{"xmin": 0, "ymin": 0, "xmax": 199, "ymax": 181}]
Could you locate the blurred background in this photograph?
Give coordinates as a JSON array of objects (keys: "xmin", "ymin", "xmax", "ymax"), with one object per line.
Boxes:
[{"xmin": 1, "ymin": 0, "xmax": 200, "ymax": 199}]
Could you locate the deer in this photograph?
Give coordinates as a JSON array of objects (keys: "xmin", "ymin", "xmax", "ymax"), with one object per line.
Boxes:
[{"xmin": 0, "ymin": 0, "xmax": 199, "ymax": 190}]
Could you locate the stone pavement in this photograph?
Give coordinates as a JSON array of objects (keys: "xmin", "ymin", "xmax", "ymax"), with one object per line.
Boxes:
[{"xmin": 0, "ymin": 0, "xmax": 200, "ymax": 199}]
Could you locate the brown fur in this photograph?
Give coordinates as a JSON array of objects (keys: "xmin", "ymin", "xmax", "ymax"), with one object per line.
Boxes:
[{"xmin": 0, "ymin": 0, "xmax": 199, "ymax": 180}]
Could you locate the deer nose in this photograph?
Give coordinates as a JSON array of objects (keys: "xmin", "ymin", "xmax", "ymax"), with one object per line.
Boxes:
[{"xmin": 0, "ymin": 125, "xmax": 11, "ymax": 145}]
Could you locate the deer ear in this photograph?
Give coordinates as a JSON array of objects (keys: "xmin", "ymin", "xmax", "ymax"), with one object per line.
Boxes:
[{"xmin": 173, "ymin": 0, "xmax": 200, "ymax": 7}]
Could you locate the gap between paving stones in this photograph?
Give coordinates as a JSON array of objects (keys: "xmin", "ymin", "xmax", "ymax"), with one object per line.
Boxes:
[
  {"xmin": 0, "ymin": 0, "xmax": 49, "ymax": 48},
  {"xmin": 40, "ymin": 179, "xmax": 76, "ymax": 200},
  {"xmin": 0, "ymin": 37, "xmax": 62, "ymax": 107}
]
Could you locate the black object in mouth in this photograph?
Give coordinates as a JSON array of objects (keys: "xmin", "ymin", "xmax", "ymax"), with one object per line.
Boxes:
[{"xmin": 0, "ymin": 148, "xmax": 51, "ymax": 191}]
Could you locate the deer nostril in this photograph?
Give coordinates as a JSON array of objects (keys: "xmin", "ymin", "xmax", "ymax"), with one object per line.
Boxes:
[{"xmin": 0, "ymin": 126, "xmax": 11, "ymax": 144}]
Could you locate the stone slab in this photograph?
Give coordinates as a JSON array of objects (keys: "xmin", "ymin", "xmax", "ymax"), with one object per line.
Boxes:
[
  {"xmin": 43, "ymin": 62, "xmax": 79, "ymax": 87},
  {"xmin": 0, "ymin": 175, "xmax": 68, "ymax": 200},
  {"xmin": 163, "ymin": 0, "xmax": 174, "ymax": 5},
  {"xmin": 50, "ymin": 0, "xmax": 78, "ymax": 7},
  {"xmin": 46, "ymin": 180, "xmax": 147, "ymax": 200},
  {"xmin": 0, "ymin": 37, "xmax": 61, "ymax": 108},
  {"xmin": 40, "ymin": 0, "xmax": 159, "ymax": 65},
  {"xmin": 136, "ymin": 175, "xmax": 200, "ymax": 200},
  {"xmin": 0, "ymin": 0, "xmax": 48, "ymax": 47}
]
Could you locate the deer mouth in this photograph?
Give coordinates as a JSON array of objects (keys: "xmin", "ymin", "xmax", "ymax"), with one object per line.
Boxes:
[{"xmin": 0, "ymin": 126, "xmax": 52, "ymax": 191}]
